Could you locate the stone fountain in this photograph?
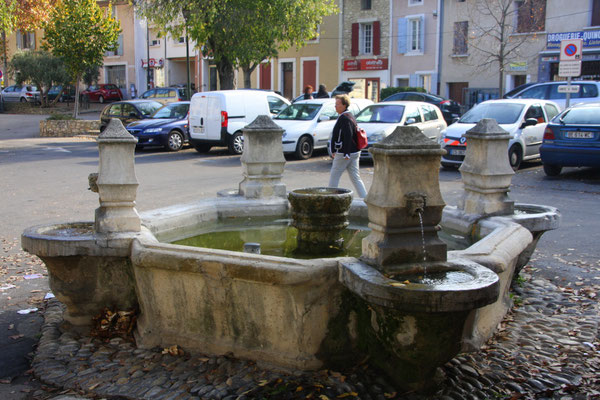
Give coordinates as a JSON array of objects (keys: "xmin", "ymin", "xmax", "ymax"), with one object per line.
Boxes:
[{"xmin": 22, "ymin": 116, "xmax": 559, "ymax": 394}]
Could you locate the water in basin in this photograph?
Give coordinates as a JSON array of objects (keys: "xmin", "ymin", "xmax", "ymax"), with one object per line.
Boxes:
[
  {"xmin": 171, "ymin": 217, "xmax": 472, "ymax": 258},
  {"xmin": 389, "ymin": 270, "xmax": 474, "ymax": 286}
]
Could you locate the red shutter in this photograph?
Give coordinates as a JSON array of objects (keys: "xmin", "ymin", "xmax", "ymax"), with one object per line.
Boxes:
[
  {"xmin": 373, "ymin": 21, "xmax": 381, "ymax": 55},
  {"xmin": 351, "ymin": 23, "xmax": 359, "ymax": 56}
]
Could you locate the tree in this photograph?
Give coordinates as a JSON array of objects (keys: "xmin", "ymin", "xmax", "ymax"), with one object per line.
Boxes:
[
  {"xmin": 1, "ymin": 0, "xmax": 57, "ymax": 85},
  {"xmin": 460, "ymin": 0, "xmax": 546, "ymax": 95},
  {"xmin": 9, "ymin": 50, "xmax": 69, "ymax": 106},
  {"xmin": 43, "ymin": 0, "xmax": 120, "ymax": 117},
  {"xmin": 136, "ymin": 0, "xmax": 336, "ymax": 90}
]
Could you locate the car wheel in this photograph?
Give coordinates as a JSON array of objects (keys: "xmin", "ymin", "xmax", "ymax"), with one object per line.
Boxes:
[
  {"xmin": 193, "ymin": 143, "xmax": 212, "ymax": 153},
  {"xmin": 508, "ymin": 145, "xmax": 522, "ymax": 170},
  {"xmin": 228, "ymin": 131, "xmax": 243, "ymax": 155},
  {"xmin": 295, "ymin": 136, "xmax": 314, "ymax": 160},
  {"xmin": 543, "ymin": 164, "xmax": 562, "ymax": 177},
  {"xmin": 98, "ymin": 95, "xmax": 104, "ymax": 104},
  {"xmin": 20, "ymin": 97, "xmax": 26, "ymax": 103},
  {"xmin": 167, "ymin": 131, "xmax": 184, "ymax": 152}
]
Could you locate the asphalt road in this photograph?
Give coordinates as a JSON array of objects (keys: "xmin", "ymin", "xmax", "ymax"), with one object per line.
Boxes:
[{"xmin": 0, "ymin": 111, "xmax": 599, "ymax": 398}]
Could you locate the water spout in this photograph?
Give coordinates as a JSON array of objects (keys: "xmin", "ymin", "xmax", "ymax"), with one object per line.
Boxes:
[{"xmin": 405, "ymin": 192, "xmax": 427, "ymax": 217}]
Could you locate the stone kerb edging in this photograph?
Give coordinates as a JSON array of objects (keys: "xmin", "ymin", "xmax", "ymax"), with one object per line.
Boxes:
[{"xmin": 39, "ymin": 119, "xmax": 100, "ymax": 137}]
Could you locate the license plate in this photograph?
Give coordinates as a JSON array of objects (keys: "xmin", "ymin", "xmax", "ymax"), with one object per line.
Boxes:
[
  {"xmin": 193, "ymin": 126, "xmax": 204, "ymax": 133},
  {"xmin": 566, "ymin": 131, "xmax": 594, "ymax": 139},
  {"xmin": 450, "ymin": 148, "xmax": 466, "ymax": 156}
]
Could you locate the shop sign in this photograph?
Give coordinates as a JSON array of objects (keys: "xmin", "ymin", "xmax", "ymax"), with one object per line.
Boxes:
[
  {"xmin": 360, "ymin": 58, "xmax": 388, "ymax": 70},
  {"xmin": 343, "ymin": 58, "xmax": 388, "ymax": 71},
  {"xmin": 508, "ymin": 62, "xmax": 527, "ymax": 72},
  {"xmin": 547, "ymin": 30, "xmax": 600, "ymax": 49},
  {"xmin": 343, "ymin": 60, "xmax": 359, "ymax": 71}
]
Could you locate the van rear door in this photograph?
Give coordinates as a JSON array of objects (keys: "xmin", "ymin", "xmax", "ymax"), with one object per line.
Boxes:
[{"xmin": 190, "ymin": 95, "xmax": 221, "ymax": 140}]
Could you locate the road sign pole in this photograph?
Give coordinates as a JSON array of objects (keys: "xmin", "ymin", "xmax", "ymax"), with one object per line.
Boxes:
[{"xmin": 566, "ymin": 76, "xmax": 572, "ymax": 109}]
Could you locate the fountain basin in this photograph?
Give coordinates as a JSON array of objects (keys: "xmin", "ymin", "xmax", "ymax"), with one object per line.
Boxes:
[
  {"xmin": 441, "ymin": 203, "xmax": 560, "ymax": 350},
  {"xmin": 21, "ymin": 222, "xmax": 142, "ymax": 327}
]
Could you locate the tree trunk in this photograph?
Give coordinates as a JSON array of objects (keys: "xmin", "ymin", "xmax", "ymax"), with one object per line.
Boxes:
[
  {"xmin": 242, "ymin": 64, "xmax": 258, "ymax": 88},
  {"xmin": 73, "ymin": 73, "xmax": 82, "ymax": 119},
  {"xmin": 217, "ymin": 58, "xmax": 235, "ymax": 90}
]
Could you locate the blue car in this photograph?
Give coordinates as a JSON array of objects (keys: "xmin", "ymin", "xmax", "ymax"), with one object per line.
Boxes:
[
  {"xmin": 541, "ymin": 102, "xmax": 600, "ymax": 176},
  {"xmin": 126, "ymin": 101, "xmax": 190, "ymax": 151}
]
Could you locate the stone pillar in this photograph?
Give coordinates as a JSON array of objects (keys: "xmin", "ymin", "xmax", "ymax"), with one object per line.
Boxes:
[
  {"xmin": 362, "ymin": 126, "xmax": 447, "ymax": 267},
  {"xmin": 458, "ymin": 119, "xmax": 515, "ymax": 216},
  {"xmin": 94, "ymin": 119, "xmax": 141, "ymax": 233},
  {"xmin": 238, "ymin": 115, "xmax": 286, "ymax": 199}
]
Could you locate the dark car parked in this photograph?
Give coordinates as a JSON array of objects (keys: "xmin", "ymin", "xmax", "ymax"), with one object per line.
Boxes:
[
  {"xmin": 100, "ymin": 100, "xmax": 163, "ymax": 132},
  {"xmin": 382, "ymin": 91, "xmax": 462, "ymax": 125},
  {"xmin": 126, "ymin": 101, "xmax": 190, "ymax": 151},
  {"xmin": 540, "ymin": 102, "xmax": 600, "ymax": 176},
  {"xmin": 82, "ymin": 83, "xmax": 123, "ymax": 103},
  {"xmin": 47, "ymin": 85, "xmax": 76, "ymax": 102}
]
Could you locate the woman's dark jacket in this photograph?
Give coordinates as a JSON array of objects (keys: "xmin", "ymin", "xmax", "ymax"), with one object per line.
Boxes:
[{"xmin": 330, "ymin": 111, "xmax": 359, "ymax": 157}]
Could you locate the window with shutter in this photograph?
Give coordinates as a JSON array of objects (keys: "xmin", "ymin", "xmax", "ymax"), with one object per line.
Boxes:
[
  {"xmin": 453, "ymin": 21, "xmax": 468, "ymax": 55},
  {"xmin": 351, "ymin": 23, "xmax": 359, "ymax": 56},
  {"xmin": 361, "ymin": 23, "xmax": 373, "ymax": 55},
  {"xmin": 398, "ymin": 18, "xmax": 407, "ymax": 54},
  {"xmin": 407, "ymin": 16, "xmax": 424, "ymax": 54},
  {"xmin": 593, "ymin": 0, "xmax": 600, "ymax": 26},
  {"xmin": 516, "ymin": 0, "xmax": 546, "ymax": 33},
  {"xmin": 373, "ymin": 21, "xmax": 381, "ymax": 55}
]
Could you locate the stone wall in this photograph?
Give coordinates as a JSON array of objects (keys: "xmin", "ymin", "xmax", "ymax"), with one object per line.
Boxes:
[{"xmin": 39, "ymin": 120, "xmax": 100, "ymax": 137}]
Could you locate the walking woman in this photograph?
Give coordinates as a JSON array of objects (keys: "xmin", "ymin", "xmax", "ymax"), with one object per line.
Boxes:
[{"xmin": 328, "ymin": 94, "xmax": 368, "ymax": 199}]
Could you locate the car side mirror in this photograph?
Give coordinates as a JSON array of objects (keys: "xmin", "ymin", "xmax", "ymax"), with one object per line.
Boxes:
[
  {"xmin": 318, "ymin": 115, "xmax": 332, "ymax": 122},
  {"xmin": 452, "ymin": 117, "xmax": 460, "ymax": 124},
  {"xmin": 405, "ymin": 118, "xmax": 416, "ymax": 125},
  {"xmin": 521, "ymin": 118, "xmax": 538, "ymax": 128}
]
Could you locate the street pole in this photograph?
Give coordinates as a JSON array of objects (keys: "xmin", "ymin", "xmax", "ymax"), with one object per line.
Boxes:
[
  {"xmin": 185, "ymin": 35, "xmax": 190, "ymax": 100},
  {"xmin": 146, "ymin": 22, "xmax": 151, "ymax": 90},
  {"xmin": 565, "ymin": 76, "xmax": 572, "ymax": 109}
]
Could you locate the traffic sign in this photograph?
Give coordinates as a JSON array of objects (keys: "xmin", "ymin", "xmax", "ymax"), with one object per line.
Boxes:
[
  {"xmin": 559, "ymin": 61, "xmax": 582, "ymax": 77},
  {"xmin": 560, "ymin": 39, "xmax": 582, "ymax": 61}
]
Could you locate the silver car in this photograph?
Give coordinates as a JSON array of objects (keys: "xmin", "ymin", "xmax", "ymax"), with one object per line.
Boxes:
[
  {"xmin": 1, "ymin": 84, "xmax": 40, "ymax": 103},
  {"xmin": 352, "ymin": 101, "xmax": 447, "ymax": 161},
  {"xmin": 440, "ymin": 99, "xmax": 561, "ymax": 170}
]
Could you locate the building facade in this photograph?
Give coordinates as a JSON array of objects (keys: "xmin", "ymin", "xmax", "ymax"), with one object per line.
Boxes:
[{"xmin": 390, "ymin": 0, "xmax": 441, "ymax": 94}]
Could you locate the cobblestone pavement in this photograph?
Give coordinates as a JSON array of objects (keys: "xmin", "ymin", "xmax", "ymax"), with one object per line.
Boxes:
[{"xmin": 19, "ymin": 259, "xmax": 599, "ymax": 400}]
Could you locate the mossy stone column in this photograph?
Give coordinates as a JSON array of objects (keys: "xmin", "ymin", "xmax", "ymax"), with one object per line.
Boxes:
[
  {"xmin": 95, "ymin": 118, "xmax": 141, "ymax": 233},
  {"xmin": 362, "ymin": 126, "xmax": 447, "ymax": 267},
  {"xmin": 239, "ymin": 115, "xmax": 287, "ymax": 199},
  {"xmin": 459, "ymin": 119, "xmax": 515, "ymax": 215}
]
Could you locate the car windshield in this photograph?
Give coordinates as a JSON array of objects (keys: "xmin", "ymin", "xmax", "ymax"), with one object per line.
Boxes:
[
  {"xmin": 557, "ymin": 107, "xmax": 600, "ymax": 124},
  {"xmin": 459, "ymin": 103, "xmax": 524, "ymax": 124},
  {"xmin": 152, "ymin": 103, "xmax": 190, "ymax": 119},
  {"xmin": 356, "ymin": 105, "xmax": 405, "ymax": 123},
  {"xmin": 274, "ymin": 103, "xmax": 322, "ymax": 120},
  {"xmin": 137, "ymin": 101, "xmax": 163, "ymax": 116}
]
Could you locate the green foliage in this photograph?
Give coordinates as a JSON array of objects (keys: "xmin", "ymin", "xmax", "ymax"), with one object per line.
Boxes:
[
  {"xmin": 0, "ymin": 0, "xmax": 18, "ymax": 35},
  {"xmin": 9, "ymin": 50, "xmax": 70, "ymax": 107},
  {"xmin": 136, "ymin": 0, "xmax": 336, "ymax": 89},
  {"xmin": 43, "ymin": 0, "xmax": 120, "ymax": 116},
  {"xmin": 380, "ymin": 86, "xmax": 427, "ymax": 101},
  {"xmin": 47, "ymin": 112, "xmax": 75, "ymax": 120}
]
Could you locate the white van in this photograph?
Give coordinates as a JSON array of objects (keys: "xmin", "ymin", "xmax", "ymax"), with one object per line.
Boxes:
[{"xmin": 188, "ymin": 90, "xmax": 290, "ymax": 154}]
